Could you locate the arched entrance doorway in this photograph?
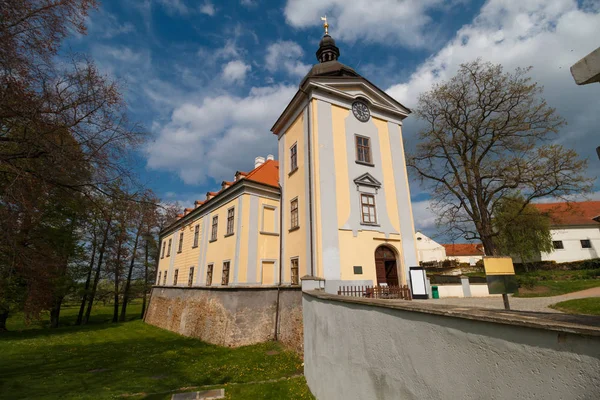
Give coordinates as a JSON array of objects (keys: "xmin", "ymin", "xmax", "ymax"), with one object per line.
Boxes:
[{"xmin": 375, "ymin": 245, "xmax": 399, "ymax": 286}]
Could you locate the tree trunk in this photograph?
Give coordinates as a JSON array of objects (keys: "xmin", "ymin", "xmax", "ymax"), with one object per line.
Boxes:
[
  {"xmin": 50, "ymin": 297, "xmax": 63, "ymax": 329},
  {"xmin": 112, "ymin": 236, "xmax": 124, "ymax": 323},
  {"xmin": 77, "ymin": 236, "xmax": 97, "ymax": 325},
  {"xmin": 480, "ymin": 233, "xmax": 498, "ymax": 256},
  {"xmin": 84, "ymin": 218, "xmax": 112, "ymax": 325},
  {"xmin": 120, "ymin": 226, "xmax": 141, "ymax": 322},
  {"xmin": 0, "ymin": 311, "xmax": 8, "ymax": 332},
  {"xmin": 141, "ymin": 239, "xmax": 149, "ymax": 319}
]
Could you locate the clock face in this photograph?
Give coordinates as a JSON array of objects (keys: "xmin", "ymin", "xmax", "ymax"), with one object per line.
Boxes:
[{"xmin": 352, "ymin": 101, "xmax": 370, "ymax": 122}]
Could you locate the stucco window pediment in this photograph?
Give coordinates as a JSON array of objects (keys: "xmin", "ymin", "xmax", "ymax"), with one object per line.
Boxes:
[{"xmin": 354, "ymin": 173, "xmax": 382, "ymax": 191}]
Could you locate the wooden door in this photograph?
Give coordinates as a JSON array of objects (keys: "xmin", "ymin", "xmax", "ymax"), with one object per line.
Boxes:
[{"xmin": 375, "ymin": 246, "xmax": 397, "ymax": 286}]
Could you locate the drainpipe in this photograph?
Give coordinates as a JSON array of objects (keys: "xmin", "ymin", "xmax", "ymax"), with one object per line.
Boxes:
[{"xmin": 274, "ymin": 184, "xmax": 284, "ymax": 341}]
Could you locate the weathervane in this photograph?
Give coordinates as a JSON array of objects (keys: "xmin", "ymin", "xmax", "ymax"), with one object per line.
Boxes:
[{"xmin": 321, "ymin": 16, "xmax": 329, "ymax": 35}]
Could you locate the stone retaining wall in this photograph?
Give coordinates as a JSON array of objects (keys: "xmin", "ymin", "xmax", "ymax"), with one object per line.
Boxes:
[{"xmin": 145, "ymin": 286, "xmax": 303, "ymax": 352}]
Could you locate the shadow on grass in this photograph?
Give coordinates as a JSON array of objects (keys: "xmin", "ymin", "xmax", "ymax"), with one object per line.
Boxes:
[{"xmin": 0, "ymin": 320, "xmax": 304, "ymax": 400}]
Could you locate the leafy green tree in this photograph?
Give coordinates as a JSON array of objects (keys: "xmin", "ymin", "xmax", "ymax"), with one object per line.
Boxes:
[{"xmin": 493, "ymin": 196, "xmax": 553, "ymax": 270}]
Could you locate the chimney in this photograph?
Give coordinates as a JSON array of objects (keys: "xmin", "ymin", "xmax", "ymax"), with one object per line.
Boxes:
[
  {"xmin": 266, "ymin": 154, "xmax": 274, "ymax": 161},
  {"xmin": 254, "ymin": 156, "xmax": 265, "ymax": 169}
]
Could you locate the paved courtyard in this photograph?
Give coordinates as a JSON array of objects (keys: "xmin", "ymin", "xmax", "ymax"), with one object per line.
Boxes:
[{"xmin": 419, "ymin": 286, "xmax": 600, "ymax": 313}]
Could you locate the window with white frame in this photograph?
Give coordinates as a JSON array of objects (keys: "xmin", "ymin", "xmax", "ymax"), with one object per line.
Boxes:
[
  {"xmin": 211, "ymin": 215, "xmax": 218, "ymax": 241},
  {"xmin": 177, "ymin": 232, "xmax": 184, "ymax": 253},
  {"xmin": 188, "ymin": 267, "xmax": 194, "ymax": 287},
  {"xmin": 173, "ymin": 269, "xmax": 178, "ymax": 285},
  {"xmin": 581, "ymin": 239, "xmax": 592, "ymax": 249},
  {"xmin": 355, "ymin": 135, "xmax": 372, "ymax": 164},
  {"xmin": 290, "ymin": 198, "xmax": 299, "ymax": 229},
  {"xmin": 193, "ymin": 224, "xmax": 199, "ymax": 247},
  {"xmin": 291, "ymin": 258, "xmax": 299, "ymax": 285},
  {"xmin": 167, "ymin": 238, "xmax": 172, "ymax": 256},
  {"xmin": 290, "ymin": 143, "xmax": 298, "ymax": 172},
  {"xmin": 206, "ymin": 264, "xmax": 213, "ymax": 286},
  {"xmin": 226, "ymin": 208, "xmax": 235, "ymax": 235},
  {"xmin": 222, "ymin": 261, "xmax": 230, "ymax": 285},
  {"xmin": 157, "ymin": 271, "xmax": 162, "ymax": 285},
  {"xmin": 360, "ymin": 193, "xmax": 377, "ymax": 224}
]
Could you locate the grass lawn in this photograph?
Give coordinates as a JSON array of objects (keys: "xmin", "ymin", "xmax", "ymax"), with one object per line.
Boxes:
[
  {"xmin": 462, "ymin": 269, "xmax": 600, "ymax": 298},
  {"xmin": 514, "ymin": 279, "xmax": 600, "ymax": 298},
  {"xmin": 0, "ymin": 303, "xmax": 313, "ymax": 400},
  {"xmin": 549, "ymin": 298, "xmax": 600, "ymax": 316}
]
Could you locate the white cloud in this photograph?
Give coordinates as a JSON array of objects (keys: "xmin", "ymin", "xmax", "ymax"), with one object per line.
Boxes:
[
  {"xmin": 158, "ymin": 0, "xmax": 190, "ymax": 15},
  {"xmin": 240, "ymin": 0, "xmax": 257, "ymax": 6},
  {"xmin": 146, "ymin": 85, "xmax": 296, "ymax": 184},
  {"xmin": 284, "ymin": 0, "xmax": 454, "ymax": 48},
  {"xmin": 265, "ymin": 41, "xmax": 311, "ymax": 78},
  {"xmin": 221, "ymin": 60, "xmax": 251, "ymax": 83},
  {"xmin": 199, "ymin": 1, "xmax": 216, "ymax": 16},
  {"xmin": 411, "ymin": 199, "xmax": 438, "ymax": 232},
  {"xmin": 387, "ymin": 0, "xmax": 600, "ymax": 190}
]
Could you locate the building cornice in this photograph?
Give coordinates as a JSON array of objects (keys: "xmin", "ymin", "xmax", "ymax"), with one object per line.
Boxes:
[
  {"xmin": 160, "ymin": 179, "xmax": 280, "ymax": 238},
  {"xmin": 271, "ymin": 76, "xmax": 410, "ymax": 136}
]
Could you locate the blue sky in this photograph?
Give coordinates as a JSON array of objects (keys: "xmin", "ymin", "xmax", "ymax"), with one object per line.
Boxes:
[{"xmin": 67, "ymin": 0, "xmax": 600, "ymax": 239}]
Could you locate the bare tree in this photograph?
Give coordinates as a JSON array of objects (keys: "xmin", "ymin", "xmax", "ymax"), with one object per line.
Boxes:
[{"xmin": 409, "ymin": 60, "xmax": 592, "ymax": 255}]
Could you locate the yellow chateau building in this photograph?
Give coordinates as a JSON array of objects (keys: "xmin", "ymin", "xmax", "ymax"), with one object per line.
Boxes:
[{"xmin": 156, "ymin": 27, "xmax": 419, "ymax": 295}]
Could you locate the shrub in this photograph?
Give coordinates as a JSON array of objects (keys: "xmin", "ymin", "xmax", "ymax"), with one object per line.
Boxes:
[
  {"xmin": 583, "ymin": 269, "xmax": 600, "ymax": 279},
  {"xmin": 517, "ymin": 275, "xmax": 537, "ymax": 289}
]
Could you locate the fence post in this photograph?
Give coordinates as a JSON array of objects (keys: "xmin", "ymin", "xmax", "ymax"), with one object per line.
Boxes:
[{"xmin": 461, "ymin": 276, "xmax": 472, "ymax": 298}]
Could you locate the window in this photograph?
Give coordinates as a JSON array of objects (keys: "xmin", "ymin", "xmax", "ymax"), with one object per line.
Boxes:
[
  {"xmin": 290, "ymin": 198, "xmax": 299, "ymax": 229},
  {"xmin": 211, "ymin": 216, "xmax": 218, "ymax": 241},
  {"xmin": 360, "ymin": 193, "xmax": 377, "ymax": 224},
  {"xmin": 355, "ymin": 135, "xmax": 372, "ymax": 164},
  {"xmin": 163, "ymin": 271, "xmax": 167, "ymax": 286},
  {"xmin": 178, "ymin": 232, "xmax": 184, "ymax": 253},
  {"xmin": 290, "ymin": 143, "xmax": 298, "ymax": 172},
  {"xmin": 206, "ymin": 264, "xmax": 213, "ymax": 286},
  {"xmin": 222, "ymin": 261, "xmax": 230, "ymax": 286},
  {"xmin": 552, "ymin": 240, "xmax": 564, "ymax": 250},
  {"xmin": 161, "ymin": 241, "xmax": 166, "ymax": 258},
  {"xmin": 167, "ymin": 238, "xmax": 172, "ymax": 256},
  {"xmin": 157, "ymin": 271, "xmax": 162, "ymax": 285},
  {"xmin": 291, "ymin": 258, "xmax": 299, "ymax": 285},
  {"xmin": 188, "ymin": 267, "xmax": 195, "ymax": 287},
  {"xmin": 581, "ymin": 239, "xmax": 592, "ymax": 249},
  {"xmin": 173, "ymin": 269, "xmax": 178, "ymax": 285},
  {"xmin": 193, "ymin": 225, "xmax": 199, "ymax": 247},
  {"xmin": 226, "ymin": 208, "xmax": 235, "ymax": 235}
]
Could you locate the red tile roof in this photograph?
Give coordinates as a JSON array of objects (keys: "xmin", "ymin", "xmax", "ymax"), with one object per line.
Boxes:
[
  {"xmin": 244, "ymin": 160, "xmax": 279, "ymax": 188},
  {"xmin": 442, "ymin": 243, "xmax": 485, "ymax": 257},
  {"xmin": 532, "ymin": 201, "xmax": 600, "ymax": 226}
]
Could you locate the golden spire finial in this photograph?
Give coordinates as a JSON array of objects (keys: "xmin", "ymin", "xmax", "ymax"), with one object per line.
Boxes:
[{"xmin": 321, "ymin": 16, "xmax": 329, "ymax": 35}]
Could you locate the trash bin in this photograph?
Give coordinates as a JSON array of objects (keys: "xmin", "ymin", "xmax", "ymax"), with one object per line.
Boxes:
[{"xmin": 432, "ymin": 286, "xmax": 439, "ymax": 299}]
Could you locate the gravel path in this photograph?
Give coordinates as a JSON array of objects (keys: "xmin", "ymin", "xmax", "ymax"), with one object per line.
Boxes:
[{"xmin": 420, "ymin": 286, "xmax": 600, "ymax": 313}]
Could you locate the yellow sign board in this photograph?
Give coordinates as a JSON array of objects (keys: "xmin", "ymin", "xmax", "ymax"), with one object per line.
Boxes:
[{"xmin": 483, "ymin": 256, "xmax": 515, "ymax": 276}]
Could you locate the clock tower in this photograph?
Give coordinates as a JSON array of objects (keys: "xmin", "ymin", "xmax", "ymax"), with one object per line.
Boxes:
[{"xmin": 271, "ymin": 24, "xmax": 419, "ymax": 294}]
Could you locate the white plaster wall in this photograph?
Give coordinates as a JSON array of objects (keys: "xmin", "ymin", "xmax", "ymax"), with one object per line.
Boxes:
[
  {"xmin": 541, "ymin": 226, "xmax": 600, "ymax": 262},
  {"xmin": 436, "ymin": 284, "xmax": 464, "ymax": 298},
  {"xmin": 448, "ymin": 255, "xmax": 484, "ymax": 264},
  {"xmin": 303, "ymin": 294, "xmax": 600, "ymax": 400},
  {"xmin": 416, "ymin": 232, "xmax": 447, "ymax": 262},
  {"xmin": 470, "ymin": 284, "xmax": 497, "ymax": 297}
]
